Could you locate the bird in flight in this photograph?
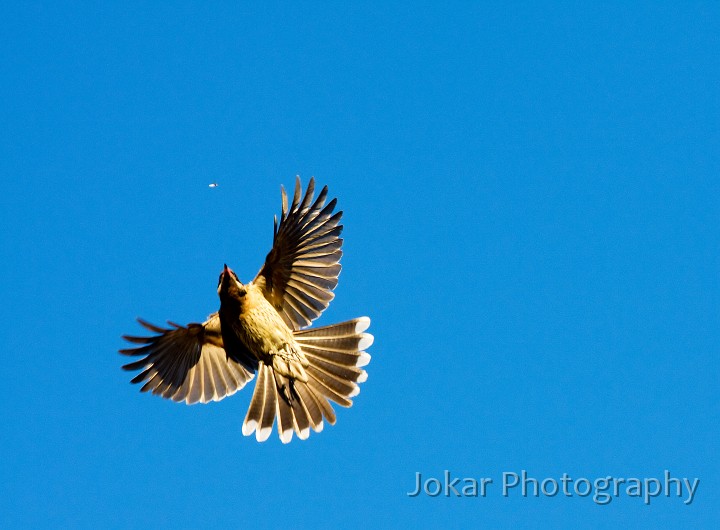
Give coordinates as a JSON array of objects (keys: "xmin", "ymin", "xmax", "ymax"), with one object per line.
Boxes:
[{"xmin": 120, "ymin": 178, "xmax": 373, "ymax": 443}]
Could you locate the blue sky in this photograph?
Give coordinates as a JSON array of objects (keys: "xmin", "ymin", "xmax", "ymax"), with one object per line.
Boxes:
[{"xmin": 1, "ymin": 2, "xmax": 718, "ymax": 528}]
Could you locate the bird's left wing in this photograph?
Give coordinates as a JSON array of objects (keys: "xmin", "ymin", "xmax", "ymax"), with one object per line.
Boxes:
[
  {"xmin": 253, "ymin": 177, "xmax": 344, "ymax": 330},
  {"xmin": 120, "ymin": 313, "xmax": 256, "ymax": 404}
]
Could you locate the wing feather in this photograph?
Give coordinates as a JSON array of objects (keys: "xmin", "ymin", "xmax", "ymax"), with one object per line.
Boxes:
[
  {"xmin": 120, "ymin": 313, "xmax": 255, "ymax": 404},
  {"xmin": 253, "ymin": 177, "xmax": 343, "ymax": 330}
]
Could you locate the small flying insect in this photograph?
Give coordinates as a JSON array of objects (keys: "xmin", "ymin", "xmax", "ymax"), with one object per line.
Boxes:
[{"xmin": 208, "ymin": 182, "xmax": 219, "ymax": 188}]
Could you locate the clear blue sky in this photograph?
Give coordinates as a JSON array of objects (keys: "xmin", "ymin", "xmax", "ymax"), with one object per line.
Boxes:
[{"xmin": 1, "ymin": 2, "xmax": 718, "ymax": 528}]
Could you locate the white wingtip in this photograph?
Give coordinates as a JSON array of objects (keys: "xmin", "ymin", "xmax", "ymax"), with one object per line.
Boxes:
[
  {"xmin": 297, "ymin": 427, "xmax": 310, "ymax": 440},
  {"xmin": 358, "ymin": 333, "xmax": 374, "ymax": 351},
  {"xmin": 349, "ymin": 384, "xmax": 360, "ymax": 398},
  {"xmin": 280, "ymin": 428, "xmax": 293, "ymax": 444},
  {"xmin": 355, "ymin": 317, "xmax": 371, "ymax": 334},
  {"xmin": 242, "ymin": 420, "xmax": 257, "ymax": 437},
  {"xmin": 356, "ymin": 370, "xmax": 368, "ymax": 383},
  {"xmin": 256, "ymin": 425, "xmax": 273, "ymax": 442},
  {"xmin": 313, "ymin": 420, "xmax": 324, "ymax": 433},
  {"xmin": 357, "ymin": 352, "xmax": 371, "ymax": 367}
]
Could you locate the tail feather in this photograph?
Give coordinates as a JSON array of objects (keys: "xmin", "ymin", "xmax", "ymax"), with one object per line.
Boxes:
[
  {"xmin": 306, "ymin": 370, "xmax": 354, "ymax": 407},
  {"xmin": 258, "ymin": 366, "xmax": 276, "ymax": 442},
  {"xmin": 275, "ymin": 386, "xmax": 294, "ymax": 443},
  {"xmin": 241, "ymin": 317, "xmax": 372, "ymax": 442},
  {"xmin": 297, "ymin": 335, "xmax": 369, "ymax": 352},
  {"xmin": 303, "ymin": 353, "xmax": 366, "ymax": 384},
  {"xmin": 242, "ymin": 364, "xmax": 266, "ymax": 438},
  {"xmin": 304, "ymin": 379, "xmax": 337, "ymax": 425},
  {"xmin": 300, "ymin": 345, "xmax": 371, "ymax": 368},
  {"xmin": 305, "ymin": 364, "xmax": 358, "ymax": 402},
  {"xmin": 295, "ymin": 382, "xmax": 324, "ymax": 432},
  {"xmin": 294, "ymin": 316, "xmax": 370, "ymax": 338},
  {"xmin": 290, "ymin": 386, "xmax": 311, "ymax": 440}
]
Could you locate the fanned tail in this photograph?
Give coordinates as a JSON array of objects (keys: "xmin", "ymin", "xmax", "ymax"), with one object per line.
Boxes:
[{"xmin": 241, "ymin": 317, "xmax": 373, "ymax": 443}]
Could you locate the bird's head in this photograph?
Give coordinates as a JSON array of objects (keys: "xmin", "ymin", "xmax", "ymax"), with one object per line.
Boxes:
[{"xmin": 217, "ymin": 264, "xmax": 247, "ymax": 302}]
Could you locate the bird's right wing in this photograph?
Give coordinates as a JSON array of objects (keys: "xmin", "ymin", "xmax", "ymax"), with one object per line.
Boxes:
[
  {"xmin": 253, "ymin": 177, "xmax": 344, "ymax": 330},
  {"xmin": 120, "ymin": 313, "xmax": 256, "ymax": 404}
]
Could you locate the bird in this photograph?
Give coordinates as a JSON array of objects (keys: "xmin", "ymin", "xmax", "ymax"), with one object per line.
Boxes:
[{"xmin": 120, "ymin": 177, "xmax": 373, "ymax": 443}]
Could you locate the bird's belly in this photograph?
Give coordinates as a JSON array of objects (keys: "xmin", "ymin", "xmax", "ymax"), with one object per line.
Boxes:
[{"xmin": 237, "ymin": 305, "xmax": 295, "ymax": 359}]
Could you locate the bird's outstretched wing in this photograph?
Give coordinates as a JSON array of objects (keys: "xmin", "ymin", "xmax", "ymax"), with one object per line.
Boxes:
[
  {"xmin": 120, "ymin": 313, "xmax": 256, "ymax": 404},
  {"xmin": 253, "ymin": 177, "xmax": 343, "ymax": 330}
]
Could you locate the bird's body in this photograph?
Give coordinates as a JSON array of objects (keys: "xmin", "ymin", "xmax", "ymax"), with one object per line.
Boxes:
[
  {"xmin": 120, "ymin": 178, "xmax": 372, "ymax": 443},
  {"xmin": 219, "ymin": 279, "xmax": 309, "ymax": 382}
]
